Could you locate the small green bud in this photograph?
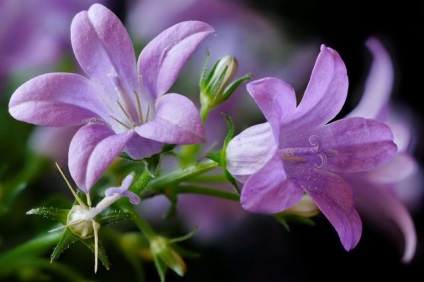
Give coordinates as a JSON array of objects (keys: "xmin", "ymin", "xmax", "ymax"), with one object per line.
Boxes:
[
  {"xmin": 207, "ymin": 55, "xmax": 238, "ymax": 100},
  {"xmin": 199, "ymin": 54, "xmax": 252, "ymax": 121},
  {"xmin": 151, "ymin": 236, "xmax": 186, "ymax": 277}
]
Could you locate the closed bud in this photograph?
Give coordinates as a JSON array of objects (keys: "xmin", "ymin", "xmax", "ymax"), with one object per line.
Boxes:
[
  {"xmin": 200, "ymin": 54, "xmax": 251, "ymax": 120},
  {"xmin": 208, "ymin": 55, "xmax": 238, "ymax": 100},
  {"xmin": 151, "ymin": 236, "xmax": 186, "ymax": 277}
]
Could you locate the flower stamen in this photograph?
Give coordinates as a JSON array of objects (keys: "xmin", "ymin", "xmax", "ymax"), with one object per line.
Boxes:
[{"xmin": 133, "ymin": 90, "xmax": 144, "ymax": 124}]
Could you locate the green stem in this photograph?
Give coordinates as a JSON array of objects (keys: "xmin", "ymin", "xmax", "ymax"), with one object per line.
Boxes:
[
  {"xmin": 200, "ymin": 104, "xmax": 212, "ymax": 123},
  {"xmin": 140, "ymin": 160, "xmax": 218, "ymax": 198},
  {"xmin": 188, "ymin": 174, "xmax": 228, "ymax": 183},
  {"xmin": 130, "ymin": 168, "xmax": 153, "ymax": 195},
  {"xmin": 174, "ymin": 185, "xmax": 239, "ymax": 201},
  {"xmin": 131, "ymin": 209, "xmax": 156, "ymax": 241}
]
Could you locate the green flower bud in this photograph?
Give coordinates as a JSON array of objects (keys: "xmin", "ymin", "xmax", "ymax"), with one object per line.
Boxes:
[
  {"xmin": 199, "ymin": 54, "xmax": 252, "ymax": 121},
  {"xmin": 150, "ymin": 236, "xmax": 186, "ymax": 277},
  {"xmin": 207, "ymin": 55, "xmax": 238, "ymax": 100}
]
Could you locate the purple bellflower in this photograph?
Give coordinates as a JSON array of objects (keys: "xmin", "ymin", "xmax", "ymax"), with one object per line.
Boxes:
[
  {"xmin": 226, "ymin": 45, "xmax": 398, "ymax": 250},
  {"xmin": 344, "ymin": 37, "xmax": 419, "ymax": 262},
  {"xmin": 8, "ymin": 4, "xmax": 214, "ymax": 191}
]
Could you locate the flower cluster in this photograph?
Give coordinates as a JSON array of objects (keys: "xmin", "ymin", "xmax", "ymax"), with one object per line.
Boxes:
[{"xmin": 1, "ymin": 2, "xmax": 420, "ymax": 281}]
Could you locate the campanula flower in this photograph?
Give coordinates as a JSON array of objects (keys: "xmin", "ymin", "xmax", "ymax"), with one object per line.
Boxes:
[
  {"xmin": 226, "ymin": 45, "xmax": 398, "ymax": 250},
  {"xmin": 9, "ymin": 4, "xmax": 214, "ymax": 191},
  {"xmin": 345, "ymin": 37, "xmax": 420, "ymax": 262}
]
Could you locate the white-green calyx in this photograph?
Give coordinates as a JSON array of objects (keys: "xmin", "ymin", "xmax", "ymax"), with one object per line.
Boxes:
[{"xmin": 49, "ymin": 163, "xmax": 139, "ymax": 273}]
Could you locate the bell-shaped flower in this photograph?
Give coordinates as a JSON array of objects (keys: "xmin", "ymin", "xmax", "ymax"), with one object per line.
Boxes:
[
  {"xmin": 344, "ymin": 37, "xmax": 420, "ymax": 262},
  {"xmin": 9, "ymin": 4, "xmax": 214, "ymax": 191},
  {"xmin": 226, "ymin": 45, "xmax": 398, "ymax": 251}
]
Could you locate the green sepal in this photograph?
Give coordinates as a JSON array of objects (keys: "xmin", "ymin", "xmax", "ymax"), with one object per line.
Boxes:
[
  {"xmin": 219, "ymin": 72, "xmax": 253, "ymax": 103},
  {"xmin": 50, "ymin": 229, "xmax": 78, "ymax": 262},
  {"xmin": 204, "ymin": 114, "xmax": 240, "ymax": 194},
  {"xmin": 78, "ymin": 234, "xmax": 110, "ymax": 270},
  {"xmin": 26, "ymin": 207, "xmax": 69, "ymax": 224},
  {"xmin": 169, "ymin": 228, "xmax": 200, "ymax": 259},
  {"xmin": 169, "ymin": 226, "xmax": 198, "ymax": 244},
  {"xmin": 153, "ymin": 253, "xmax": 168, "ymax": 282},
  {"xmin": 97, "ymin": 209, "xmax": 134, "ymax": 226},
  {"xmin": 199, "ymin": 50, "xmax": 211, "ymax": 88}
]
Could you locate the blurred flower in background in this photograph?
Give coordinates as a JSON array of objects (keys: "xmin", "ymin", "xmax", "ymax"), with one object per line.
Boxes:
[
  {"xmin": 345, "ymin": 37, "xmax": 423, "ymax": 263},
  {"xmin": 0, "ymin": 0, "xmax": 107, "ymax": 92}
]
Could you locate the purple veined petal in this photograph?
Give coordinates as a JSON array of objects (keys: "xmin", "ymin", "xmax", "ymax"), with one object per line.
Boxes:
[
  {"xmin": 286, "ymin": 45, "xmax": 348, "ymax": 130},
  {"xmin": 366, "ymin": 153, "xmax": 418, "ymax": 184},
  {"xmin": 71, "ymin": 4, "xmax": 141, "ymax": 122},
  {"xmin": 314, "ymin": 117, "xmax": 397, "ymax": 172},
  {"xmin": 241, "ymin": 152, "xmax": 303, "ymax": 213},
  {"xmin": 135, "ymin": 93, "xmax": 205, "ymax": 144},
  {"xmin": 347, "ymin": 37, "xmax": 394, "ymax": 119},
  {"xmin": 246, "ymin": 77, "xmax": 296, "ymax": 141},
  {"xmin": 302, "ymin": 170, "xmax": 362, "ymax": 251},
  {"xmin": 349, "ymin": 176, "xmax": 417, "ymax": 263},
  {"xmin": 138, "ymin": 20, "xmax": 214, "ymax": 97},
  {"xmin": 226, "ymin": 122, "xmax": 278, "ymax": 180},
  {"xmin": 69, "ymin": 124, "xmax": 134, "ymax": 191},
  {"xmin": 9, "ymin": 73, "xmax": 106, "ymax": 126},
  {"xmin": 124, "ymin": 134, "xmax": 164, "ymax": 160}
]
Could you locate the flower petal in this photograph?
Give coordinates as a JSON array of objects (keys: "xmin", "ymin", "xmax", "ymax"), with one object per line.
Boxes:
[
  {"xmin": 302, "ymin": 170, "xmax": 362, "ymax": 251},
  {"xmin": 348, "ymin": 175, "xmax": 417, "ymax": 263},
  {"xmin": 366, "ymin": 153, "xmax": 418, "ymax": 184},
  {"xmin": 71, "ymin": 4, "xmax": 138, "ymax": 92},
  {"xmin": 125, "ymin": 134, "xmax": 163, "ymax": 160},
  {"xmin": 9, "ymin": 73, "xmax": 105, "ymax": 126},
  {"xmin": 136, "ymin": 93, "xmax": 204, "ymax": 144},
  {"xmin": 69, "ymin": 124, "xmax": 134, "ymax": 191},
  {"xmin": 348, "ymin": 37, "xmax": 394, "ymax": 119},
  {"xmin": 315, "ymin": 117, "xmax": 397, "ymax": 172},
  {"xmin": 226, "ymin": 122, "xmax": 278, "ymax": 180},
  {"xmin": 71, "ymin": 3, "xmax": 143, "ymax": 123},
  {"xmin": 287, "ymin": 45, "xmax": 348, "ymax": 130},
  {"xmin": 246, "ymin": 77, "xmax": 296, "ymax": 141},
  {"xmin": 241, "ymin": 152, "xmax": 303, "ymax": 213},
  {"xmin": 138, "ymin": 21, "xmax": 214, "ymax": 97}
]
